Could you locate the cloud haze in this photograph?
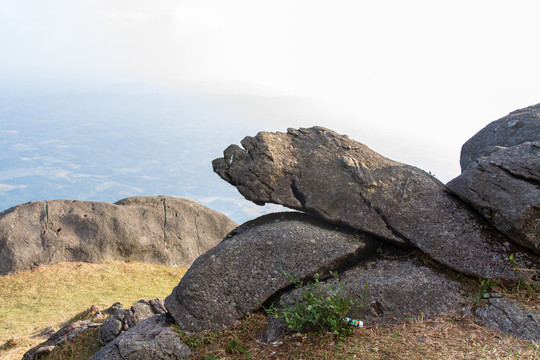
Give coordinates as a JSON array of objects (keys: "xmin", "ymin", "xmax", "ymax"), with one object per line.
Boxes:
[{"xmin": 1, "ymin": 0, "xmax": 540, "ymax": 182}]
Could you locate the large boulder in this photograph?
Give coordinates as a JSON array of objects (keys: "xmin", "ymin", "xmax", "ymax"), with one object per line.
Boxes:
[
  {"xmin": 212, "ymin": 127, "xmax": 538, "ymax": 283},
  {"xmin": 91, "ymin": 314, "xmax": 190, "ymax": 360},
  {"xmin": 0, "ymin": 196, "xmax": 237, "ymax": 275},
  {"xmin": 448, "ymin": 142, "xmax": 540, "ymax": 254},
  {"xmin": 165, "ymin": 212, "xmax": 380, "ymax": 331},
  {"xmin": 459, "ymin": 103, "xmax": 540, "ymax": 171}
]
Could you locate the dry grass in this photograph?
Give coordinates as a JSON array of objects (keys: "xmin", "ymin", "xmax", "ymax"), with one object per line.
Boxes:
[
  {"xmin": 1, "ymin": 261, "xmax": 538, "ymax": 360},
  {"xmin": 0, "ymin": 261, "xmax": 187, "ymax": 359},
  {"xmin": 43, "ymin": 327, "xmax": 102, "ymax": 360},
  {"xmin": 180, "ymin": 313, "xmax": 539, "ymax": 360}
]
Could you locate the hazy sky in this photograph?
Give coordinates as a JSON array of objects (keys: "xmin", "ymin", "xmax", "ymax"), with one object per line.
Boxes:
[{"xmin": 1, "ymin": 1, "xmax": 540, "ymax": 181}]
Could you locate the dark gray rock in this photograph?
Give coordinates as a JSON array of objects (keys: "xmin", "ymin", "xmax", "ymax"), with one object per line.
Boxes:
[
  {"xmin": 448, "ymin": 142, "xmax": 540, "ymax": 254},
  {"xmin": 213, "ymin": 126, "xmax": 538, "ymax": 284},
  {"xmin": 259, "ymin": 316, "xmax": 291, "ymax": 344},
  {"xmin": 99, "ymin": 298, "xmax": 167, "ymax": 345},
  {"xmin": 91, "ymin": 314, "xmax": 190, "ymax": 360},
  {"xmin": 0, "ymin": 196, "xmax": 237, "ymax": 275},
  {"xmin": 278, "ymin": 253, "xmax": 471, "ymax": 327},
  {"xmin": 165, "ymin": 212, "xmax": 380, "ymax": 332},
  {"xmin": 23, "ymin": 320, "xmax": 101, "ymax": 360},
  {"xmin": 460, "ymin": 103, "xmax": 540, "ymax": 171},
  {"xmin": 475, "ymin": 296, "xmax": 540, "ymax": 341}
]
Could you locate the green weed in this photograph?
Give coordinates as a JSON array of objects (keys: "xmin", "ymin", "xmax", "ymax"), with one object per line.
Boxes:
[{"xmin": 266, "ymin": 271, "xmax": 363, "ymax": 336}]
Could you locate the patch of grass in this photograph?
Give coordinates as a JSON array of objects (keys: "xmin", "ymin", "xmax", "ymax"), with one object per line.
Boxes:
[
  {"xmin": 181, "ymin": 313, "xmax": 539, "ymax": 360},
  {"xmin": 225, "ymin": 338, "xmax": 247, "ymax": 354},
  {"xmin": 0, "ymin": 261, "xmax": 187, "ymax": 355},
  {"xmin": 44, "ymin": 326, "xmax": 102, "ymax": 360}
]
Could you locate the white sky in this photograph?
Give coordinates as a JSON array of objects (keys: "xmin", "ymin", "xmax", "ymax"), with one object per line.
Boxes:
[{"xmin": 1, "ymin": 0, "xmax": 540, "ymax": 181}]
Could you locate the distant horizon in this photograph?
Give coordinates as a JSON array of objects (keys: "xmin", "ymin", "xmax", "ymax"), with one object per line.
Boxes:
[
  {"xmin": 1, "ymin": 90, "xmax": 535, "ymax": 224},
  {"xmin": 2, "ymin": 1, "xmax": 540, "ymax": 222}
]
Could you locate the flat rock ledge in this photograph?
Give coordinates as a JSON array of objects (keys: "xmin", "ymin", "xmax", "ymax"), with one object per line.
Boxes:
[{"xmin": 212, "ymin": 126, "xmax": 538, "ymax": 284}]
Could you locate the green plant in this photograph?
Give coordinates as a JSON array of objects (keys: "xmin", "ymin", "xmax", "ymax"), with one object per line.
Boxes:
[
  {"xmin": 508, "ymin": 253, "xmax": 519, "ymax": 270},
  {"xmin": 202, "ymin": 355, "xmax": 219, "ymax": 360},
  {"xmin": 266, "ymin": 271, "xmax": 363, "ymax": 336},
  {"xmin": 225, "ymin": 338, "xmax": 247, "ymax": 354},
  {"xmin": 173, "ymin": 326, "xmax": 217, "ymax": 349}
]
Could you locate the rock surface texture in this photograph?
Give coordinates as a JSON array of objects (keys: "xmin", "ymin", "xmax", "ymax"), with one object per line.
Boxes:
[
  {"xmin": 91, "ymin": 315, "xmax": 190, "ymax": 360},
  {"xmin": 99, "ymin": 298, "xmax": 167, "ymax": 345},
  {"xmin": 448, "ymin": 141, "xmax": 540, "ymax": 254},
  {"xmin": 0, "ymin": 196, "xmax": 237, "ymax": 275},
  {"xmin": 459, "ymin": 103, "xmax": 540, "ymax": 171},
  {"xmin": 213, "ymin": 127, "xmax": 538, "ymax": 283},
  {"xmin": 165, "ymin": 212, "xmax": 380, "ymax": 331},
  {"xmin": 313, "ymin": 256, "xmax": 471, "ymax": 325},
  {"xmin": 475, "ymin": 295, "xmax": 540, "ymax": 341}
]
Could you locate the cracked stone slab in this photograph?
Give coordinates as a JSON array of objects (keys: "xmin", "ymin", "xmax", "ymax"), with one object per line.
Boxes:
[
  {"xmin": 164, "ymin": 212, "xmax": 380, "ymax": 331},
  {"xmin": 278, "ymin": 254, "xmax": 472, "ymax": 327},
  {"xmin": 459, "ymin": 102, "xmax": 540, "ymax": 171},
  {"xmin": 0, "ymin": 196, "xmax": 237, "ymax": 275},
  {"xmin": 448, "ymin": 142, "xmax": 540, "ymax": 254},
  {"xmin": 213, "ymin": 126, "xmax": 538, "ymax": 283},
  {"xmin": 475, "ymin": 296, "xmax": 540, "ymax": 341}
]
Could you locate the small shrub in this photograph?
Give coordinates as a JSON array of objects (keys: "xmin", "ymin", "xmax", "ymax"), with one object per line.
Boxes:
[{"xmin": 266, "ymin": 271, "xmax": 363, "ymax": 336}]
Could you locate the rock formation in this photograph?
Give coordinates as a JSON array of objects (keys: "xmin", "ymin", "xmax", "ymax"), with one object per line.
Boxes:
[
  {"xmin": 12, "ymin": 103, "xmax": 540, "ymax": 355},
  {"xmin": 91, "ymin": 314, "xmax": 190, "ymax": 360},
  {"xmin": 0, "ymin": 196, "xmax": 237, "ymax": 275},
  {"xmin": 165, "ymin": 212, "xmax": 380, "ymax": 331},
  {"xmin": 99, "ymin": 298, "xmax": 167, "ymax": 345},
  {"xmin": 448, "ymin": 141, "xmax": 540, "ymax": 254},
  {"xmin": 459, "ymin": 103, "xmax": 540, "ymax": 171},
  {"xmin": 212, "ymin": 126, "xmax": 538, "ymax": 283}
]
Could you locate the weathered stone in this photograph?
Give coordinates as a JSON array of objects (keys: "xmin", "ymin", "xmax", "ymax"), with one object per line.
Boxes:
[
  {"xmin": 165, "ymin": 212, "xmax": 380, "ymax": 331},
  {"xmin": 99, "ymin": 298, "xmax": 167, "ymax": 344},
  {"xmin": 259, "ymin": 316, "xmax": 291, "ymax": 344},
  {"xmin": 475, "ymin": 296, "xmax": 540, "ymax": 341},
  {"xmin": 36, "ymin": 327, "xmax": 57, "ymax": 338},
  {"xmin": 278, "ymin": 251, "xmax": 471, "ymax": 327},
  {"xmin": 448, "ymin": 142, "xmax": 540, "ymax": 254},
  {"xmin": 213, "ymin": 126, "xmax": 538, "ymax": 283},
  {"xmin": 91, "ymin": 315, "xmax": 190, "ymax": 360},
  {"xmin": 23, "ymin": 320, "xmax": 101, "ymax": 360},
  {"xmin": 0, "ymin": 196, "xmax": 237, "ymax": 275},
  {"xmin": 460, "ymin": 103, "xmax": 540, "ymax": 171}
]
